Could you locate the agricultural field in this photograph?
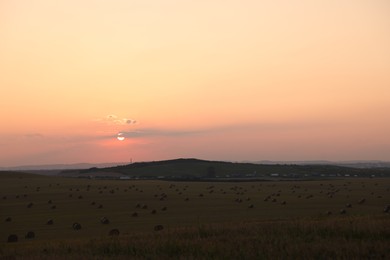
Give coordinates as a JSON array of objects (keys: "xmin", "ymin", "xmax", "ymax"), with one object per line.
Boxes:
[{"xmin": 1, "ymin": 172, "xmax": 389, "ymax": 259}]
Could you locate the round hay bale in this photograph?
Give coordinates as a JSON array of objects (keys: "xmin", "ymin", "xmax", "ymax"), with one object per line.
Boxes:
[
  {"xmin": 154, "ymin": 225, "xmax": 164, "ymax": 231},
  {"xmin": 7, "ymin": 234, "xmax": 18, "ymax": 243},
  {"xmin": 161, "ymin": 207, "xmax": 167, "ymax": 211},
  {"xmin": 72, "ymin": 222, "xmax": 82, "ymax": 230},
  {"xmin": 108, "ymin": 229, "xmax": 120, "ymax": 236},
  {"xmin": 5, "ymin": 217, "xmax": 12, "ymax": 222},
  {"xmin": 101, "ymin": 217, "xmax": 110, "ymax": 224},
  {"xmin": 27, "ymin": 202, "xmax": 33, "ymax": 208},
  {"xmin": 132, "ymin": 212, "xmax": 138, "ymax": 217},
  {"xmin": 25, "ymin": 231, "xmax": 35, "ymax": 239},
  {"xmin": 340, "ymin": 209, "xmax": 346, "ymax": 214},
  {"xmin": 46, "ymin": 219, "xmax": 54, "ymax": 225},
  {"xmin": 384, "ymin": 205, "xmax": 390, "ymax": 213},
  {"xmin": 151, "ymin": 209, "xmax": 157, "ymax": 214}
]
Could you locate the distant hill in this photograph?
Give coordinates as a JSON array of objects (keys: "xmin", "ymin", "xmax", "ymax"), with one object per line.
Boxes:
[
  {"xmin": 60, "ymin": 158, "xmax": 390, "ymax": 179},
  {"xmin": 254, "ymin": 160, "xmax": 390, "ymax": 169},
  {"xmin": 0, "ymin": 171, "xmax": 47, "ymax": 178},
  {"xmin": 0, "ymin": 162, "xmax": 127, "ymax": 171}
]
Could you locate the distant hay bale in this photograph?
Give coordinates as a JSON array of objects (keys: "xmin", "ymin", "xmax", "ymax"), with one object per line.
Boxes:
[
  {"xmin": 384, "ymin": 205, "xmax": 390, "ymax": 213},
  {"xmin": 358, "ymin": 199, "xmax": 366, "ymax": 204},
  {"xmin": 72, "ymin": 222, "xmax": 82, "ymax": 230},
  {"xmin": 98, "ymin": 204, "xmax": 103, "ymax": 209},
  {"xmin": 132, "ymin": 212, "xmax": 138, "ymax": 217},
  {"xmin": 281, "ymin": 201, "xmax": 287, "ymax": 205},
  {"xmin": 161, "ymin": 206, "xmax": 167, "ymax": 211},
  {"xmin": 101, "ymin": 217, "xmax": 110, "ymax": 224},
  {"xmin": 27, "ymin": 202, "xmax": 33, "ymax": 208},
  {"xmin": 46, "ymin": 219, "xmax": 54, "ymax": 225},
  {"xmin": 91, "ymin": 201, "xmax": 96, "ymax": 205},
  {"xmin": 151, "ymin": 209, "xmax": 157, "ymax": 214},
  {"xmin": 5, "ymin": 217, "xmax": 12, "ymax": 222},
  {"xmin": 154, "ymin": 225, "xmax": 164, "ymax": 231},
  {"xmin": 346, "ymin": 203, "xmax": 352, "ymax": 208},
  {"xmin": 136, "ymin": 203, "xmax": 141, "ymax": 208},
  {"xmin": 340, "ymin": 209, "xmax": 346, "ymax": 214},
  {"xmin": 25, "ymin": 231, "xmax": 35, "ymax": 239},
  {"xmin": 142, "ymin": 205, "xmax": 148, "ymax": 209},
  {"xmin": 78, "ymin": 195, "xmax": 83, "ymax": 199},
  {"xmin": 326, "ymin": 211, "xmax": 332, "ymax": 215},
  {"xmin": 248, "ymin": 204, "xmax": 254, "ymax": 209},
  {"xmin": 108, "ymin": 229, "xmax": 120, "ymax": 236},
  {"xmin": 51, "ymin": 205, "xmax": 56, "ymax": 209},
  {"xmin": 48, "ymin": 200, "xmax": 52, "ymax": 204},
  {"xmin": 7, "ymin": 234, "xmax": 18, "ymax": 243}
]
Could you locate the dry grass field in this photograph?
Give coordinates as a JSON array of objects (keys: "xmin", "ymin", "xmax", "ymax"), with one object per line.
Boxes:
[{"xmin": 1, "ymin": 172, "xmax": 389, "ymax": 258}]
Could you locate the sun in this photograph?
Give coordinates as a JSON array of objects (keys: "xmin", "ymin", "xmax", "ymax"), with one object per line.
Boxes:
[{"xmin": 117, "ymin": 133, "xmax": 125, "ymax": 141}]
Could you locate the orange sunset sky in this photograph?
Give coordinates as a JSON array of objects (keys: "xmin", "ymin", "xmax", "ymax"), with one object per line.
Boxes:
[{"xmin": 1, "ymin": 0, "xmax": 390, "ymax": 166}]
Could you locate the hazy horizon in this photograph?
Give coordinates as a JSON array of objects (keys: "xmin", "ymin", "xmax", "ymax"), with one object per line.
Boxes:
[{"xmin": 1, "ymin": 1, "xmax": 389, "ymax": 166}]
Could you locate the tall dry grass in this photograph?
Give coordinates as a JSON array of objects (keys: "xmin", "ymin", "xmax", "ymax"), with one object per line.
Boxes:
[{"xmin": 1, "ymin": 215, "xmax": 389, "ymax": 259}]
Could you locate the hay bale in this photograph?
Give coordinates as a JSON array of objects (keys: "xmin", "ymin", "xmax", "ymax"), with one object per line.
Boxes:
[
  {"xmin": 25, "ymin": 231, "xmax": 35, "ymax": 239},
  {"xmin": 27, "ymin": 202, "xmax": 33, "ymax": 208},
  {"xmin": 108, "ymin": 229, "xmax": 120, "ymax": 236},
  {"xmin": 132, "ymin": 212, "xmax": 138, "ymax": 217},
  {"xmin": 7, "ymin": 234, "xmax": 18, "ymax": 243},
  {"xmin": 72, "ymin": 222, "xmax": 82, "ymax": 230},
  {"xmin": 101, "ymin": 217, "xmax": 110, "ymax": 224},
  {"xmin": 46, "ymin": 219, "xmax": 54, "ymax": 225},
  {"xmin": 5, "ymin": 217, "xmax": 12, "ymax": 222},
  {"xmin": 154, "ymin": 225, "xmax": 164, "ymax": 231}
]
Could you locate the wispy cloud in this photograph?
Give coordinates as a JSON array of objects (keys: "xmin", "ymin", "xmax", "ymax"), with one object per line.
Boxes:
[
  {"xmin": 95, "ymin": 115, "xmax": 137, "ymax": 125},
  {"xmin": 24, "ymin": 133, "xmax": 44, "ymax": 138},
  {"xmin": 118, "ymin": 128, "xmax": 203, "ymax": 138}
]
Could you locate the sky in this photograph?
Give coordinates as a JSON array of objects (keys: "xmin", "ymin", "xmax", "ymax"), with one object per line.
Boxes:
[{"xmin": 1, "ymin": 0, "xmax": 390, "ymax": 166}]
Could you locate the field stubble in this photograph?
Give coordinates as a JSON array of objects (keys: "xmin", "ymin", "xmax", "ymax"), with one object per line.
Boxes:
[{"xmin": 0, "ymin": 173, "xmax": 389, "ymax": 258}]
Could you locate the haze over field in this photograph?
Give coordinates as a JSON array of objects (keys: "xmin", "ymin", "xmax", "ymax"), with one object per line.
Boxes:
[{"xmin": 1, "ymin": 0, "xmax": 389, "ymax": 167}]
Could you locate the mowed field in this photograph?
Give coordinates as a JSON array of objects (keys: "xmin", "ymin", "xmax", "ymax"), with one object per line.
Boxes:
[{"xmin": 1, "ymin": 172, "xmax": 389, "ymax": 258}]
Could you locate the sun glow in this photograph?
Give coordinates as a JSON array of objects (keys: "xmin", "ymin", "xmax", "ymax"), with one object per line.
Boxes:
[{"xmin": 117, "ymin": 133, "xmax": 125, "ymax": 141}]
